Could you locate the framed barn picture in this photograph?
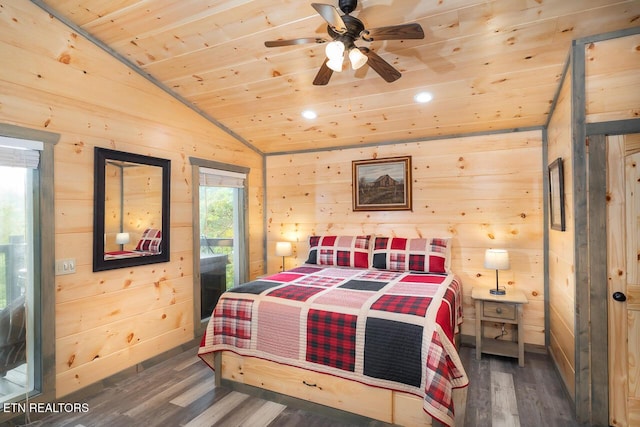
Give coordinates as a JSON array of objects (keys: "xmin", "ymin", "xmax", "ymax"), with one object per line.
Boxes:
[
  {"xmin": 548, "ymin": 157, "xmax": 565, "ymax": 231},
  {"xmin": 352, "ymin": 156, "xmax": 412, "ymax": 211}
]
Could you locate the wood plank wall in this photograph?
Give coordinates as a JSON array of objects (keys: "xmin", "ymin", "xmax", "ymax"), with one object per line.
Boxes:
[
  {"xmin": 546, "ymin": 32, "xmax": 640, "ymax": 407},
  {"xmin": 546, "ymin": 62, "xmax": 576, "ymax": 400},
  {"xmin": 266, "ymin": 130, "xmax": 545, "ymax": 347},
  {"xmin": 0, "ymin": 2, "xmax": 264, "ymax": 398},
  {"xmin": 585, "ymin": 34, "xmax": 640, "ymax": 123},
  {"xmin": 585, "ymin": 33, "xmax": 640, "ymax": 424}
]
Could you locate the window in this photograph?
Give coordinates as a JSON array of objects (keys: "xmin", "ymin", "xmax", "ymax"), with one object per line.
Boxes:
[
  {"xmin": 0, "ymin": 125, "xmax": 56, "ymax": 423},
  {"xmin": 198, "ymin": 167, "xmax": 247, "ymax": 320},
  {"xmin": 0, "ymin": 137, "xmax": 41, "ymax": 403}
]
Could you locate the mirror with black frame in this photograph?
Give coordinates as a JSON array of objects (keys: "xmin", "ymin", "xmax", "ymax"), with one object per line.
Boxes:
[{"xmin": 93, "ymin": 147, "xmax": 170, "ymax": 271}]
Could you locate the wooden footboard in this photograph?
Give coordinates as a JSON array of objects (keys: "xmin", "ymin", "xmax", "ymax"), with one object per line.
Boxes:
[{"xmin": 215, "ymin": 351, "xmax": 467, "ymax": 427}]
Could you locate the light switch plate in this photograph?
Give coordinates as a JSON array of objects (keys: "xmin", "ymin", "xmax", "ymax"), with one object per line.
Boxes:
[{"xmin": 55, "ymin": 258, "xmax": 76, "ymax": 275}]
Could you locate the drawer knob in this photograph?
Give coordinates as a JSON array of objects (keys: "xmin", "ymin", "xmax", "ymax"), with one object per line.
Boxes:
[
  {"xmin": 495, "ymin": 307, "xmax": 502, "ymax": 314},
  {"xmin": 303, "ymin": 380, "xmax": 317, "ymax": 388}
]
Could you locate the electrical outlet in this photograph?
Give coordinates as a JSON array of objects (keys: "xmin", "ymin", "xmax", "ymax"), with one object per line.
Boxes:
[{"xmin": 55, "ymin": 258, "xmax": 76, "ymax": 275}]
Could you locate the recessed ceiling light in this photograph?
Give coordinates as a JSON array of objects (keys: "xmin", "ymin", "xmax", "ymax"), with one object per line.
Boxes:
[
  {"xmin": 414, "ymin": 92, "xmax": 433, "ymax": 103},
  {"xmin": 301, "ymin": 110, "xmax": 318, "ymax": 119}
]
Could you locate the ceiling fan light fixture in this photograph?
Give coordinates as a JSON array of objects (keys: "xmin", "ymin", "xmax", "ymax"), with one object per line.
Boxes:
[
  {"xmin": 325, "ymin": 40, "xmax": 345, "ymax": 72},
  {"xmin": 325, "ymin": 40, "xmax": 345, "ymax": 60},
  {"xmin": 326, "ymin": 55, "xmax": 344, "ymax": 72},
  {"xmin": 349, "ymin": 47, "xmax": 368, "ymax": 70},
  {"xmin": 266, "ymin": 1, "xmax": 422, "ymax": 85}
]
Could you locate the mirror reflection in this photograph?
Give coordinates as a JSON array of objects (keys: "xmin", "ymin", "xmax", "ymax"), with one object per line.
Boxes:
[
  {"xmin": 93, "ymin": 148, "xmax": 170, "ymax": 271},
  {"xmin": 104, "ymin": 160, "xmax": 163, "ymax": 259}
]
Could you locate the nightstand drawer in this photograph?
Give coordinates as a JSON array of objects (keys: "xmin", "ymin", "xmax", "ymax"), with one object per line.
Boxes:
[{"xmin": 483, "ymin": 301, "xmax": 516, "ymax": 320}]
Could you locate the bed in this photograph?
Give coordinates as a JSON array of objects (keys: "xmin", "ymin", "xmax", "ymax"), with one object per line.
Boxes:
[
  {"xmin": 104, "ymin": 228, "xmax": 162, "ymax": 260},
  {"xmin": 198, "ymin": 235, "xmax": 468, "ymax": 426}
]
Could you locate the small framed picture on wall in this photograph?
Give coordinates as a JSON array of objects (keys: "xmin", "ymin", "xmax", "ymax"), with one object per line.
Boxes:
[
  {"xmin": 548, "ymin": 157, "xmax": 565, "ymax": 231},
  {"xmin": 352, "ymin": 156, "xmax": 412, "ymax": 211}
]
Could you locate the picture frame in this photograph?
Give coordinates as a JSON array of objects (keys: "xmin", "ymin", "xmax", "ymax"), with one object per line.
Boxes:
[
  {"xmin": 93, "ymin": 148, "xmax": 171, "ymax": 271},
  {"xmin": 548, "ymin": 157, "xmax": 565, "ymax": 231},
  {"xmin": 352, "ymin": 156, "xmax": 412, "ymax": 211}
]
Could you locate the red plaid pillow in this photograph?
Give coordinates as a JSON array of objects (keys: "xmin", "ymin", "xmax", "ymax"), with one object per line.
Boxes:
[
  {"xmin": 305, "ymin": 235, "xmax": 371, "ymax": 268},
  {"xmin": 135, "ymin": 228, "xmax": 162, "ymax": 254},
  {"xmin": 372, "ymin": 237, "xmax": 450, "ymax": 273}
]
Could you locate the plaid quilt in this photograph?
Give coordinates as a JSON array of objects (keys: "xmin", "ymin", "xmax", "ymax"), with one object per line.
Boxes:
[{"xmin": 198, "ymin": 266, "xmax": 468, "ymax": 426}]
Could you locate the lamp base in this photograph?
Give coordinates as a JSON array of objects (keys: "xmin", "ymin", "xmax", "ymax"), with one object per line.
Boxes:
[{"xmin": 489, "ymin": 287, "xmax": 506, "ymax": 295}]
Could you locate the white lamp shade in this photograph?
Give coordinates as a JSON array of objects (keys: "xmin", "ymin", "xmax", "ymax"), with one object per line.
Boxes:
[
  {"xmin": 326, "ymin": 56, "xmax": 344, "ymax": 72},
  {"xmin": 484, "ymin": 249, "xmax": 510, "ymax": 270},
  {"xmin": 275, "ymin": 241, "xmax": 293, "ymax": 257},
  {"xmin": 325, "ymin": 41, "xmax": 345, "ymax": 59},
  {"xmin": 325, "ymin": 41, "xmax": 345, "ymax": 72},
  {"xmin": 115, "ymin": 232, "xmax": 130, "ymax": 245},
  {"xmin": 349, "ymin": 47, "xmax": 368, "ymax": 70}
]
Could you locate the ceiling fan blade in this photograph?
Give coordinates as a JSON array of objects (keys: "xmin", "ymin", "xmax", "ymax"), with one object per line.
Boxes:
[
  {"xmin": 359, "ymin": 47, "xmax": 401, "ymax": 83},
  {"xmin": 361, "ymin": 23, "xmax": 424, "ymax": 42},
  {"xmin": 265, "ymin": 38, "xmax": 327, "ymax": 47},
  {"xmin": 311, "ymin": 3, "xmax": 347, "ymax": 33},
  {"xmin": 313, "ymin": 59, "xmax": 333, "ymax": 85}
]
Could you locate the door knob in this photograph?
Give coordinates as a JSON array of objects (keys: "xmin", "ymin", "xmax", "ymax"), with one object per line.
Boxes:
[{"xmin": 612, "ymin": 291, "xmax": 627, "ymax": 302}]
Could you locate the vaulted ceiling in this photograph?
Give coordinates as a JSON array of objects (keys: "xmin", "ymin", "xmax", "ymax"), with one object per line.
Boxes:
[{"xmin": 34, "ymin": 0, "xmax": 640, "ymax": 154}]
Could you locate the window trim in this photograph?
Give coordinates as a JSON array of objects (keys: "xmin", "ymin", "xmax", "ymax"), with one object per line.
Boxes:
[
  {"xmin": 189, "ymin": 157, "xmax": 249, "ymax": 337},
  {"xmin": 0, "ymin": 123, "xmax": 58, "ymax": 421}
]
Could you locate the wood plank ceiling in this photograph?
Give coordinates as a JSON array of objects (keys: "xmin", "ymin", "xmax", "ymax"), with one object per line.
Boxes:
[{"xmin": 34, "ymin": 0, "xmax": 640, "ymax": 154}]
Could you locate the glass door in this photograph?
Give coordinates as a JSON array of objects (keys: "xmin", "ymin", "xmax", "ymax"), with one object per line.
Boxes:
[
  {"xmin": 198, "ymin": 167, "xmax": 247, "ymax": 320},
  {"xmin": 0, "ymin": 165, "xmax": 35, "ymax": 403}
]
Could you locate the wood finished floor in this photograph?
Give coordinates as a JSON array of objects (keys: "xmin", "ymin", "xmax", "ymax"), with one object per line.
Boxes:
[{"xmin": 9, "ymin": 344, "xmax": 584, "ymax": 427}]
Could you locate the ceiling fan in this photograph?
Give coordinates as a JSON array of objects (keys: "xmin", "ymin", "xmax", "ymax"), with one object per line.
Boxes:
[{"xmin": 264, "ymin": 0, "xmax": 424, "ymax": 85}]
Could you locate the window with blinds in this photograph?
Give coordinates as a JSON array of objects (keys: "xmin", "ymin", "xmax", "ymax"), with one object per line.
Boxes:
[
  {"xmin": 199, "ymin": 167, "xmax": 246, "ymax": 188},
  {"xmin": 0, "ymin": 135, "xmax": 42, "ymax": 404},
  {"xmin": 0, "ymin": 136, "xmax": 42, "ymax": 169},
  {"xmin": 198, "ymin": 166, "xmax": 248, "ymax": 320}
]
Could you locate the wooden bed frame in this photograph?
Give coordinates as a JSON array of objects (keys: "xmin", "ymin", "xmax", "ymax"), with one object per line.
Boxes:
[{"xmin": 212, "ymin": 351, "xmax": 467, "ymax": 427}]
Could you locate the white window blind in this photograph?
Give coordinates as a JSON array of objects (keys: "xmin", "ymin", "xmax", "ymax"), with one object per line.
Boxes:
[
  {"xmin": 199, "ymin": 167, "xmax": 246, "ymax": 188},
  {"xmin": 0, "ymin": 136, "xmax": 43, "ymax": 169}
]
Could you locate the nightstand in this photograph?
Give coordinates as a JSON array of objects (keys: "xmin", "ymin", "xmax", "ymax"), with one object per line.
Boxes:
[{"xmin": 472, "ymin": 287, "xmax": 528, "ymax": 367}]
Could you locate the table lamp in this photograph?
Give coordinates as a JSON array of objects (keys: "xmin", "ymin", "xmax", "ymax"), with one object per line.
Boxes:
[
  {"xmin": 484, "ymin": 249, "xmax": 509, "ymax": 295},
  {"xmin": 115, "ymin": 232, "xmax": 130, "ymax": 251},
  {"xmin": 275, "ymin": 241, "xmax": 292, "ymax": 272}
]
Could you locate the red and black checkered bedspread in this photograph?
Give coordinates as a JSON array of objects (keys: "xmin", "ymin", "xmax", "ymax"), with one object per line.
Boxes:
[{"xmin": 198, "ymin": 265, "xmax": 468, "ymax": 426}]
